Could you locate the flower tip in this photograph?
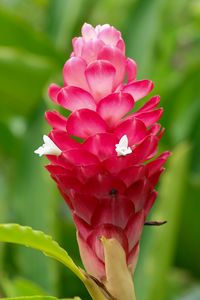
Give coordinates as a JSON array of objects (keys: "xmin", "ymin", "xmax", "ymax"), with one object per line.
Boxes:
[
  {"xmin": 34, "ymin": 135, "xmax": 62, "ymax": 157},
  {"xmin": 115, "ymin": 135, "xmax": 132, "ymax": 156},
  {"xmin": 99, "ymin": 235, "xmax": 107, "ymax": 244},
  {"xmin": 150, "ymin": 80, "xmax": 154, "ymax": 88},
  {"xmin": 81, "ymin": 23, "xmax": 95, "ymax": 40},
  {"xmin": 34, "ymin": 147, "xmax": 43, "ymax": 157},
  {"xmin": 43, "ymin": 134, "xmax": 50, "ymax": 143},
  {"xmin": 164, "ymin": 150, "xmax": 172, "ymax": 159},
  {"xmin": 82, "ymin": 22, "xmax": 91, "ymax": 27}
]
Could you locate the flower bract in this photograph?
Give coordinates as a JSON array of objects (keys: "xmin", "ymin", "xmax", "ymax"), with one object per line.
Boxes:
[{"xmin": 35, "ymin": 23, "xmax": 170, "ymax": 280}]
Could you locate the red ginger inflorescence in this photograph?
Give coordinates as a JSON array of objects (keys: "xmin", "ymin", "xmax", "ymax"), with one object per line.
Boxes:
[{"xmin": 35, "ymin": 23, "xmax": 170, "ymax": 280}]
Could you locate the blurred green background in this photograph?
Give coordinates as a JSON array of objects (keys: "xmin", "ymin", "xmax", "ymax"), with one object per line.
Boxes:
[{"xmin": 0, "ymin": 0, "xmax": 200, "ymax": 299}]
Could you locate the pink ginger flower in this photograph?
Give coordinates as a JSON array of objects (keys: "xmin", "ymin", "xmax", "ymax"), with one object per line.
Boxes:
[{"xmin": 35, "ymin": 23, "xmax": 170, "ymax": 280}]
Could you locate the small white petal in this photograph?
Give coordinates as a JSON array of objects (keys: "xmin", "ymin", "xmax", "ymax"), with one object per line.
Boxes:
[
  {"xmin": 119, "ymin": 135, "xmax": 128, "ymax": 148},
  {"xmin": 115, "ymin": 135, "xmax": 132, "ymax": 157},
  {"xmin": 34, "ymin": 135, "xmax": 62, "ymax": 157}
]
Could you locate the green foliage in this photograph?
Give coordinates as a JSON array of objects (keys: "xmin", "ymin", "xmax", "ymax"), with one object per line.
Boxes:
[
  {"xmin": 135, "ymin": 142, "xmax": 190, "ymax": 300},
  {"xmin": 0, "ymin": 224, "xmax": 84, "ymax": 280},
  {"xmin": 0, "ymin": 297, "xmax": 81, "ymax": 300},
  {"xmin": 0, "ymin": 0, "xmax": 199, "ymax": 299},
  {"xmin": 47, "ymin": 0, "xmax": 85, "ymax": 52},
  {"xmin": 0, "ymin": 47, "xmax": 55, "ymax": 117},
  {"xmin": 0, "ymin": 224, "xmax": 108, "ymax": 300},
  {"xmin": 8, "ymin": 111, "xmax": 57, "ymax": 292},
  {"xmin": 0, "ymin": 8, "xmax": 58, "ymax": 58},
  {"xmin": 1, "ymin": 297, "xmax": 59, "ymax": 300},
  {"xmin": 1, "ymin": 277, "xmax": 47, "ymax": 297},
  {"xmin": 125, "ymin": 0, "xmax": 169, "ymax": 77}
]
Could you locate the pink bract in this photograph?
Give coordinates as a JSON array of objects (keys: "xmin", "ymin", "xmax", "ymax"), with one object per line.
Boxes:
[{"xmin": 41, "ymin": 23, "xmax": 170, "ymax": 280}]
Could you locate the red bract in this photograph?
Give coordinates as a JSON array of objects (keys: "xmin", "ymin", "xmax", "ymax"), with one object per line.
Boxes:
[{"xmin": 35, "ymin": 23, "xmax": 170, "ymax": 280}]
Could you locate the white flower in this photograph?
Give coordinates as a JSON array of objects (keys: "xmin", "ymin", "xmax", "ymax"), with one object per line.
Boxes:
[
  {"xmin": 34, "ymin": 135, "xmax": 62, "ymax": 157},
  {"xmin": 115, "ymin": 135, "xmax": 132, "ymax": 156}
]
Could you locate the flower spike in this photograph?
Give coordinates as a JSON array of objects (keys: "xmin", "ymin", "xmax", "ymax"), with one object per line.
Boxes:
[{"xmin": 35, "ymin": 23, "xmax": 169, "ymax": 282}]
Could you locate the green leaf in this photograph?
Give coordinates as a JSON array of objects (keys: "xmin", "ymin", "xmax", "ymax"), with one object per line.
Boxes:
[
  {"xmin": 0, "ymin": 8, "xmax": 59, "ymax": 59},
  {"xmin": 177, "ymin": 286, "xmax": 200, "ymax": 300},
  {"xmin": 125, "ymin": 0, "xmax": 169, "ymax": 77},
  {"xmin": 0, "ymin": 47, "xmax": 56, "ymax": 117},
  {"xmin": 161, "ymin": 63, "xmax": 200, "ymax": 144},
  {"xmin": 47, "ymin": 0, "xmax": 85, "ymax": 52},
  {"xmin": 0, "ymin": 224, "xmax": 108, "ymax": 300},
  {"xmin": 0, "ymin": 297, "xmax": 81, "ymax": 300},
  {"xmin": 89, "ymin": 0, "xmax": 135, "ymax": 29},
  {"xmin": 0, "ymin": 277, "xmax": 47, "ymax": 297},
  {"xmin": 135, "ymin": 142, "xmax": 190, "ymax": 300},
  {"xmin": 0, "ymin": 297, "xmax": 56, "ymax": 300},
  {"xmin": 0, "ymin": 224, "xmax": 84, "ymax": 282},
  {"xmin": 176, "ymin": 177, "xmax": 200, "ymax": 277},
  {"xmin": 5, "ymin": 111, "xmax": 57, "ymax": 292}
]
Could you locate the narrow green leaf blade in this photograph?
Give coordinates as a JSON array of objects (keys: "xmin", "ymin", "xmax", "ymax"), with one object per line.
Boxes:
[
  {"xmin": 47, "ymin": 0, "xmax": 84, "ymax": 51},
  {"xmin": 0, "ymin": 297, "xmax": 56, "ymax": 300},
  {"xmin": 125, "ymin": 0, "xmax": 168, "ymax": 77},
  {"xmin": 135, "ymin": 142, "xmax": 190, "ymax": 300},
  {"xmin": 0, "ymin": 297, "xmax": 81, "ymax": 300},
  {"xmin": 0, "ymin": 277, "xmax": 47, "ymax": 298},
  {"xmin": 0, "ymin": 47, "xmax": 56, "ymax": 117}
]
